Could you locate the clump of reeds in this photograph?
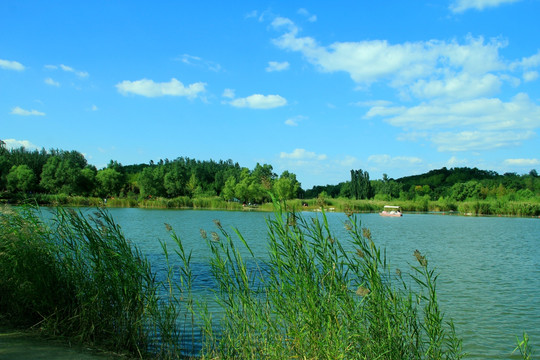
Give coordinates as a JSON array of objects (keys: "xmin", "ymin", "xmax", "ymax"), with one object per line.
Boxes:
[
  {"xmin": 3, "ymin": 202, "xmax": 532, "ymax": 359},
  {"xmin": 196, "ymin": 200, "xmax": 465, "ymax": 359},
  {"xmin": 0, "ymin": 205, "xmax": 156, "ymax": 356}
]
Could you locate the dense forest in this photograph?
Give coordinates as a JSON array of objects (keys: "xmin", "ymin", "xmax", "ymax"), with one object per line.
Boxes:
[
  {"xmin": 0, "ymin": 143, "xmax": 301, "ymax": 203},
  {"xmin": 308, "ymin": 166, "xmax": 540, "ymax": 203},
  {"xmin": 1, "ymin": 142, "xmax": 539, "ymax": 206}
]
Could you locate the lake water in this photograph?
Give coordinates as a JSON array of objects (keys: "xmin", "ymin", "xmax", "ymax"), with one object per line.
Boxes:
[{"xmin": 87, "ymin": 208, "xmax": 540, "ymax": 359}]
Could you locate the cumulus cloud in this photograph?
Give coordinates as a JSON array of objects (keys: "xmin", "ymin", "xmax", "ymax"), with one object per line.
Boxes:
[
  {"xmin": 266, "ymin": 61, "xmax": 290, "ymax": 72},
  {"xmin": 10, "ymin": 106, "xmax": 45, "ymax": 116},
  {"xmin": 269, "ymin": 16, "xmax": 540, "ymax": 154},
  {"xmin": 368, "ymin": 93, "xmax": 540, "ymax": 131},
  {"xmin": 523, "ymin": 71, "xmax": 539, "ymax": 82},
  {"xmin": 280, "ymin": 148, "xmax": 327, "ymax": 160},
  {"xmin": 366, "ymin": 93, "xmax": 540, "ymax": 152},
  {"xmin": 44, "ymin": 77, "xmax": 60, "ymax": 87},
  {"xmin": 2, "ymin": 139, "xmax": 39, "ymax": 150},
  {"xmin": 410, "ymin": 73, "xmax": 502, "ymax": 100},
  {"xmin": 271, "ymin": 19, "xmax": 508, "ymax": 100},
  {"xmin": 450, "ymin": 0, "xmax": 522, "ymax": 13},
  {"xmin": 432, "ymin": 130, "xmax": 535, "ymax": 152},
  {"xmin": 0, "ymin": 59, "xmax": 25, "ymax": 71},
  {"xmin": 116, "ymin": 78, "xmax": 206, "ymax": 99},
  {"xmin": 229, "ymin": 94, "xmax": 287, "ymax": 109},
  {"xmin": 503, "ymin": 158, "xmax": 540, "ymax": 166}
]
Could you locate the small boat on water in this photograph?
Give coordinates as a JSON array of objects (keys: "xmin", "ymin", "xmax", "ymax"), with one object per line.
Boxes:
[{"xmin": 380, "ymin": 205, "xmax": 403, "ymax": 217}]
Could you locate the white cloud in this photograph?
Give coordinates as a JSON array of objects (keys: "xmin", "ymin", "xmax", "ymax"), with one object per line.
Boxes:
[
  {"xmin": 369, "ymin": 93, "xmax": 540, "ymax": 132},
  {"xmin": 354, "ymin": 100, "xmax": 393, "ymax": 107},
  {"xmin": 446, "ymin": 156, "xmax": 469, "ymax": 167},
  {"xmin": 10, "ymin": 106, "xmax": 45, "ymax": 116},
  {"xmin": 503, "ymin": 158, "xmax": 540, "ymax": 166},
  {"xmin": 0, "ymin": 59, "xmax": 25, "ymax": 71},
  {"xmin": 60, "ymin": 64, "xmax": 88, "ymax": 78},
  {"xmin": 116, "ymin": 78, "xmax": 206, "ymax": 99},
  {"xmin": 245, "ymin": 10, "xmax": 258, "ymax": 19},
  {"xmin": 229, "ymin": 94, "xmax": 287, "ymax": 109},
  {"xmin": 297, "ymin": 8, "xmax": 317, "ymax": 22},
  {"xmin": 2, "ymin": 139, "xmax": 39, "ymax": 150},
  {"xmin": 432, "ymin": 130, "xmax": 535, "ymax": 151},
  {"xmin": 517, "ymin": 51, "xmax": 540, "ymax": 69},
  {"xmin": 271, "ymin": 16, "xmax": 297, "ymax": 31},
  {"xmin": 266, "ymin": 61, "xmax": 290, "ymax": 72},
  {"xmin": 366, "ymin": 93, "xmax": 540, "ymax": 152},
  {"xmin": 284, "ymin": 115, "xmax": 306, "ymax": 126},
  {"xmin": 178, "ymin": 54, "xmax": 222, "ymax": 72},
  {"xmin": 91, "ymin": 104, "xmax": 98, "ymax": 111},
  {"xmin": 368, "ymin": 154, "xmax": 423, "ymax": 165},
  {"xmin": 410, "ymin": 73, "xmax": 501, "ymax": 100},
  {"xmin": 45, "ymin": 63, "xmax": 88, "ymax": 78},
  {"xmin": 450, "ymin": 0, "xmax": 522, "ymax": 13},
  {"xmin": 222, "ymin": 88, "xmax": 235, "ymax": 98},
  {"xmin": 338, "ymin": 155, "xmax": 358, "ymax": 167},
  {"xmin": 269, "ymin": 16, "xmax": 540, "ymax": 154},
  {"xmin": 523, "ymin": 71, "xmax": 539, "ymax": 82},
  {"xmin": 271, "ymin": 20, "xmax": 507, "ymax": 96},
  {"xmin": 280, "ymin": 148, "xmax": 327, "ymax": 160},
  {"xmin": 44, "ymin": 77, "xmax": 60, "ymax": 87}
]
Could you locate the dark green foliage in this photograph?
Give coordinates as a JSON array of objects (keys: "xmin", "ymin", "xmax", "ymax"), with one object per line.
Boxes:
[
  {"xmin": 350, "ymin": 169, "xmax": 373, "ymax": 200},
  {"xmin": 0, "ymin": 206, "xmax": 154, "ymax": 354},
  {"xmin": 1, "ymin": 143, "xmax": 538, "ymax": 213}
]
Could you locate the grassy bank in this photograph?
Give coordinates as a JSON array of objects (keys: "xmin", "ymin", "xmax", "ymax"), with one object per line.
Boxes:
[
  {"xmin": 0, "ymin": 203, "xmax": 534, "ymax": 359},
  {"xmin": 3, "ymin": 192, "xmax": 540, "ymax": 217}
]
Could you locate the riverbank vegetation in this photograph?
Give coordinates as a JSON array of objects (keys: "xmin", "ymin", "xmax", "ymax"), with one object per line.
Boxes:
[
  {"xmin": 0, "ymin": 202, "xmax": 476, "ymax": 359},
  {"xmin": 1, "ymin": 144, "xmax": 539, "ymax": 216}
]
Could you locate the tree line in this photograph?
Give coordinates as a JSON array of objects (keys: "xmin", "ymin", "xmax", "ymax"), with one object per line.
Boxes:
[
  {"xmin": 1, "ymin": 142, "xmax": 538, "ymax": 204},
  {"xmin": 0, "ymin": 144, "xmax": 301, "ymax": 202},
  {"xmin": 306, "ymin": 167, "xmax": 540, "ymax": 202}
]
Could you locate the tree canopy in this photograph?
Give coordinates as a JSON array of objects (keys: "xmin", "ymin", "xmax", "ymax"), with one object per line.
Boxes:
[{"xmin": 0, "ymin": 143, "xmax": 538, "ymax": 203}]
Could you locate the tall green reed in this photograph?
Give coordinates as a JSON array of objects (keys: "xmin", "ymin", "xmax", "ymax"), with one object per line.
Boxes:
[
  {"xmin": 0, "ymin": 205, "xmax": 155, "ymax": 355},
  {"xmin": 6, "ymin": 202, "xmax": 533, "ymax": 359},
  {"xmin": 197, "ymin": 200, "xmax": 465, "ymax": 359}
]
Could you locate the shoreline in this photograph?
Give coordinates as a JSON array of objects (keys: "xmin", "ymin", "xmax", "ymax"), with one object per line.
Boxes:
[
  {"xmin": 2, "ymin": 194, "xmax": 539, "ymax": 218},
  {"xmin": 0, "ymin": 327, "xmax": 126, "ymax": 360}
]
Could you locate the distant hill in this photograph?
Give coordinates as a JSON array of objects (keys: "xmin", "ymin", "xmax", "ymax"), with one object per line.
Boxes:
[{"xmin": 395, "ymin": 167, "xmax": 500, "ymax": 189}]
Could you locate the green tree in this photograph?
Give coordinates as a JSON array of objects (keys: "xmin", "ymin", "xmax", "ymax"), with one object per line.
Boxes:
[
  {"xmin": 273, "ymin": 171, "xmax": 301, "ymax": 200},
  {"xmin": 186, "ymin": 173, "xmax": 201, "ymax": 197},
  {"xmin": 164, "ymin": 168, "xmax": 186, "ymax": 197},
  {"xmin": 6, "ymin": 165, "xmax": 37, "ymax": 193},
  {"xmin": 221, "ymin": 176, "xmax": 237, "ymax": 201},
  {"xmin": 137, "ymin": 166, "xmax": 166, "ymax": 197},
  {"xmin": 79, "ymin": 167, "xmax": 97, "ymax": 196},
  {"xmin": 96, "ymin": 168, "xmax": 123, "ymax": 197},
  {"xmin": 40, "ymin": 156, "xmax": 82, "ymax": 194},
  {"xmin": 350, "ymin": 169, "xmax": 372, "ymax": 200},
  {"xmin": 234, "ymin": 178, "xmax": 250, "ymax": 203}
]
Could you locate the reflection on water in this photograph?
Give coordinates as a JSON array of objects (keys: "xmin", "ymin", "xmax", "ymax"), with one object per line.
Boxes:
[{"xmin": 87, "ymin": 208, "xmax": 540, "ymax": 358}]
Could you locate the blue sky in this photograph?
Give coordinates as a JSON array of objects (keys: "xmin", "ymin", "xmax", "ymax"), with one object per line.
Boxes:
[{"xmin": 1, "ymin": 0, "xmax": 539, "ymax": 188}]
